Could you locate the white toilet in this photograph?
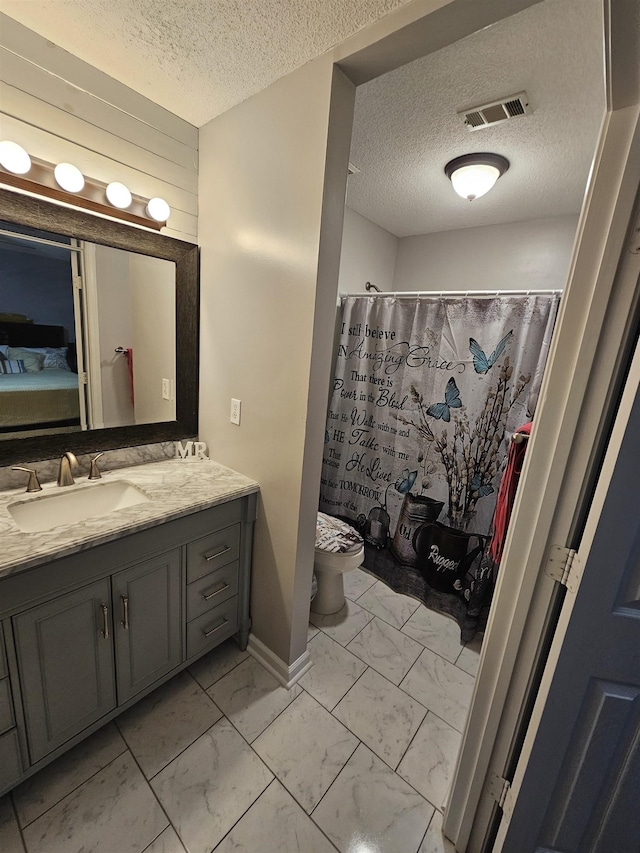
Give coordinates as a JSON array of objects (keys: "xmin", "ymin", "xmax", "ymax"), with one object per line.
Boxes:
[{"xmin": 311, "ymin": 512, "xmax": 365, "ymax": 615}]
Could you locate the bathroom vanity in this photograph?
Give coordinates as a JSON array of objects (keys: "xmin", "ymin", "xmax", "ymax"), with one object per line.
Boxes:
[{"xmin": 0, "ymin": 459, "xmax": 259, "ymax": 796}]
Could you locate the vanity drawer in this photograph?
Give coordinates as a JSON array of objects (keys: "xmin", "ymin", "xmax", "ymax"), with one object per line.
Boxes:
[
  {"xmin": 187, "ymin": 596, "xmax": 238, "ymax": 659},
  {"xmin": 187, "ymin": 561, "xmax": 239, "ymax": 622},
  {"xmin": 0, "ymin": 679, "xmax": 13, "ymax": 735},
  {"xmin": 186, "ymin": 525, "xmax": 241, "ymax": 583},
  {"xmin": 0, "ymin": 624, "xmax": 7, "ymax": 679},
  {"xmin": 0, "ymin": 729, "xmax": 22, "ymax": 792}
]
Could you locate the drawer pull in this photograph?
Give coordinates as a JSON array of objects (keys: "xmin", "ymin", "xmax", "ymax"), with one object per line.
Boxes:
[
  {"xmin": 202, "ymin": 582, "xmax": 230, "ymax": 602},
  {"xmin": 203, "ymin": 618, "xmax": 229, "ymax": 639},
  {"xmin": 121, "ymin": 595, "xmax": 129, "ymax": 630},
  {"xmin": 101, "ymin": 604, "xmax": 109, "ymax": 640},
  {"xmin": 204, "ymin": 545, "xmax": 231, "ymax": 562}
]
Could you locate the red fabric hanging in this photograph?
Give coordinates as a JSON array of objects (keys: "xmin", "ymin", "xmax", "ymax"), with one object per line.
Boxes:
[
  {"xmin": 125, "ymin": 348, "xmax": 134, "ymax": 405},
  {"xmin": 488, "ymin": 422, "xmax": 532, "ymax": 564}
]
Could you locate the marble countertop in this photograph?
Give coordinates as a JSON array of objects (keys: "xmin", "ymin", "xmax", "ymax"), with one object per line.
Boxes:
[{"xmin": 0, "ymin": 459, "xmax": 259, "ymax": 579}]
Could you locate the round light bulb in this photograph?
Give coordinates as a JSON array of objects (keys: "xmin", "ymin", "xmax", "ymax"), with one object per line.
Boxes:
[
  {"xmin": 0, "ymin": 141, "xmax": 31, "ymax": 175},
  {"xmin": 54, "ymin": 162, "xmax": 85, "ymax": 193},
  {"xmin": 450, "ymin": 163, "xmax": 501, "ymax": 201},
  {"xmin": 105, "ymin": 181, "xmax": 132, "ymax": 209},
  {"xmin": 146, "ymin": 197, "xmax": 171, "ymax": 222}
]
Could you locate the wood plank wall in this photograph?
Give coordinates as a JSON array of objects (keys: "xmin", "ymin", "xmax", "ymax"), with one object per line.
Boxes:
[{"xmin": 0, "ymin": 14, "xmax": 198, "ymax": 243}]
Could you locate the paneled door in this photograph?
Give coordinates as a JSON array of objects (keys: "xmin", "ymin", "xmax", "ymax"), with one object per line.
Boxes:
[
  {"xmin": 112, "ymin": 550, "xmax": 182, "ymax": 705},
  {"xmin": 499, "ymin": 335, "xmax": 640, "ymax": 851},
  {"xmin": 13, "ymin": 579, "xmax": 116, "ymax": 764}
]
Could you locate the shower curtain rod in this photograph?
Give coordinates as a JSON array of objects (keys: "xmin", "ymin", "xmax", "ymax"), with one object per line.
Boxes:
[{"xmin": 343, "ymin": 288, "xmax": 562, "ymax": 298}]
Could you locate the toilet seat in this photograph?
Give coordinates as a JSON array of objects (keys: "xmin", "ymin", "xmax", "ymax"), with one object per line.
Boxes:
[
  {"xmin": 312, "ymin": 513, "xmax": 365, "ymax": 615},
  {"xmin": 314, "ymin": 542, "xmax": 364, "ymax": 572}
]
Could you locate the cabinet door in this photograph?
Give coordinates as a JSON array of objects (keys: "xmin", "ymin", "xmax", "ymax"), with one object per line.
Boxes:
[
  {"xmin": 112, "ymin": 550, "xmax": 182, "ymax": 705},
  {"xmin": 13, "ymin": 579, "xmax": 116, "ymax": 764}
]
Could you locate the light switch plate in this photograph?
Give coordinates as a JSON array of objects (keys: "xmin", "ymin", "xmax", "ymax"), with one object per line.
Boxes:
[{"xmin": 230, "ymin": 398, "xmax": 241, "ymax": 425}]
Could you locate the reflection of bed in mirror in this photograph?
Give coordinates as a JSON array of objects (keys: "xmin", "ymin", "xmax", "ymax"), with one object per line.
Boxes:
[{"xmin": 0, "ymin": 320, "xmax": 80, "ymax": 435}]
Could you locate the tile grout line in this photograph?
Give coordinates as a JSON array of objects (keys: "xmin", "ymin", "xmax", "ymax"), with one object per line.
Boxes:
[
  {"xmin": 356, "ymin": 576, "xmax": 485, "ymax": 661},
  {"xmin": 117, "ymin": 736, "xmax": 183, "ymax": 852},
  {"xmin": 206, "ymin": 715, "xmax": 332, "ymax": 850},
  {"xmin": 327, "ymin": 672, "xmax": 433, "ymax": 778},
  {"xmin": 353, "ymin": 589, "xmax": 421, "ymax": 633},
  {"xmin": 11, "ymin": 739, "xmax": 129, "ymax": 832},
  {"xmin": 344, "ymin": 617, "xmax": 424, "ymax": 686},
  {"xmin": 8, "ymin": 792, "xmax": 28, "ymax": 853},
  {"xmin": 308, "ymin": 736, "xmax": 361, "ymax": 818},
  {"xmin": 186, "ymin": 649, "xmax": 249, "ymax": 693},
  {"xmin": 208, "ymin": 778, "xmax": 279, "ymax": 853},
  {"xmin": 308, "ymin": 626, "xmax": 469, "ymax": 758},
  {"xmin": 143, "ymin": 717, "xmax": 224, "ymax": 783}
]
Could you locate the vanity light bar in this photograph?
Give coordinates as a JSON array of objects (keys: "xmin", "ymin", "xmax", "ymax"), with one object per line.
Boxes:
[{"xmin": 0, "ymin": 143, "xmax": 170, "ymax": 231}]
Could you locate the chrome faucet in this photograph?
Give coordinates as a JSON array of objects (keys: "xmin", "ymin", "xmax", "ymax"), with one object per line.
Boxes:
[{"xmin": 57, "ymin": 452, "xmax": 79, "ymax": 487}]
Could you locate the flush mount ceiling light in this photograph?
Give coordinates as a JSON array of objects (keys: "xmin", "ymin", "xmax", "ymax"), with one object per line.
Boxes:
[
  {"xmin": 0, "ymin": 141, "xmax": 170, "ymax": 230},
  {"xmin": 444, "ymin": 153, "xmax": 510, "ymax": 201}
]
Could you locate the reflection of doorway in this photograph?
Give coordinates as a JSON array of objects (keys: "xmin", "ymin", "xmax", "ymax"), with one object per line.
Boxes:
[
  {"xmin": 0, "ymin": 223, "xmax": 88, "ymax": 435},
  {"xmin": 81, "ymin": 242, "xmax": 176, "ymax": 429},
  {"xmin": 319, "ymin": 1, "xmax": 640, "ymax": 849}
]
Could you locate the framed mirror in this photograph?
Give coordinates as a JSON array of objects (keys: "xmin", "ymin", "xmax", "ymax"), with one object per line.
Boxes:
[{"xmin": 0, "ymin": 187, "xmax": 199, "ymax": 465}]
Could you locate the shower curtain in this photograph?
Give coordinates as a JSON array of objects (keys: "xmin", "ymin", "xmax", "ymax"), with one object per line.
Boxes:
[{"xmin": 319, "ymin": 293, "xmax": 559, "ymax": 640}]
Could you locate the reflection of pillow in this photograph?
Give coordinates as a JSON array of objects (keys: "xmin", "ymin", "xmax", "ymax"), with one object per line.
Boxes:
[
  {"xmin": 10, "ymin": 346, "xmax": 70, "ymax": 370},
  {"xmin": 7, "ymin": 347, "xmax": 45, "ymax": 372},
  {"xmin": 44, "ymin": 352, "xmax": 70, "ymax": 370},
  {"xmin": 0, "ymin": 359, "xmax": 26, "ymax": 374}
]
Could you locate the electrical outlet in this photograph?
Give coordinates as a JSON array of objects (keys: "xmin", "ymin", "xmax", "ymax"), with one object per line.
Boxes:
[
  {"xmin": 230, "ymin": 398, "xmax": 241, "ymax": 425},
  {"xmin": 162, "ymin": 378, "xmax": 171, "ymax": 400}
]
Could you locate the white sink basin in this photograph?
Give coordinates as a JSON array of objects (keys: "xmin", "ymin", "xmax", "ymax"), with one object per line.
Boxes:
[{"xmin": 8, "ymin": 480, "xmax": 151, "ymax": 533}]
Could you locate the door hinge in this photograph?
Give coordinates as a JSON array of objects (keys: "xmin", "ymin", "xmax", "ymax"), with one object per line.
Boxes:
[
  {"xmin": 489, "ymin": 774, "xmax": 515, "ymax": 821},
  {"xmin": 545, "ymin": 545, "xmax": 583, "ymax": 593},
  {"xmin": 79, "ymin": 371, "xmax": 88, "ymax": 385},
  {"xmin": 73, "ymin": 275, "xmax": 83, "ymax": 291}
]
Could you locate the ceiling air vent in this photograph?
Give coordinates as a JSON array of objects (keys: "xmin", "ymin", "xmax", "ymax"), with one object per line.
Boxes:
[{"xmin": 459, "ymin": 92, "xmax": 530, "ymax": 131}]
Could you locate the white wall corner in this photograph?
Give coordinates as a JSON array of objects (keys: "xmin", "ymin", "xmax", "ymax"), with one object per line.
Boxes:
[{"xmin": 247, "ymin": 634, "xmax": 313, "ymax": 688}]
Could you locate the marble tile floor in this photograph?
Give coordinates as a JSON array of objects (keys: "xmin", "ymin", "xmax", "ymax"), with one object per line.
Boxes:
[{"xmin": 0, "ymin": 569, "xmax": 477, "ymax": 853}]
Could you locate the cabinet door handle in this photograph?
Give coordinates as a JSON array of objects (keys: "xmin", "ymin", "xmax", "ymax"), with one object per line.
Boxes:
[
  {"xmin": 204, "ymin": 545, "xmax": 231, "ymax": 562},
  {"xmin": 101, "ymin": 604, "xmax": 109, "ymax": 639},
  {"xmin": 121, "ymin": 595, "xmax": 129, "ymax": 630},
  {"xmin": 203, "ymin": 618, "xmax": 229, "ymax": 638},
  {"xmin": 202, "ymin": 582, "xmax": 230, "ymax": 601}
]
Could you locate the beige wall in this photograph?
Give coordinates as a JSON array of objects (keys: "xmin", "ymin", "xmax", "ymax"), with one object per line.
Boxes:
[
  {"xmin": 0, "ymin": 14, "xmax": 198, "ymax": 243},
  {"xmin": 338, "ymin": 207, "xmax": 399, "ymax": 294},
  {"xmin": 130, "ymin": 254, "xmax": 176, "ymax": 424},
  {"xmin": 198, "ymin": 56, "xmax": 354, "ymax": 666},
  {"xmin": 393, "ymin": 215, "xmax": 579, "ymax": 292},
  {"xmin": 94, "ymin": 245, "xmax": 134, "ymax": 427}
]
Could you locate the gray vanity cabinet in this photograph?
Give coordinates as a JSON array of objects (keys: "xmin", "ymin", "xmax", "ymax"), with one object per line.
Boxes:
[
  {"xmin": 0, "ymin": 491, "xmax": 257, "ymax": 796},
  {"xmin": 0, "ymin": 624, "xmax": 23, "ymax": 791},
  {"xmin": 112, "ymin": 551, "xmax": 182, "ymax": 704},
  {"xmin": 13, "ymin": 579, "xmax": 116, "ymax": 764}
]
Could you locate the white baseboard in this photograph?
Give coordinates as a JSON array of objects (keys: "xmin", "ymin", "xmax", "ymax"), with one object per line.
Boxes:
[{"xmin": 247, "ymin": 634, "xmax": 313, "ymax": 688}]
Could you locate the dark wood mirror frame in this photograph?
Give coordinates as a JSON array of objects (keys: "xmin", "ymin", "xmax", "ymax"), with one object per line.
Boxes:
[{"xmin": 0, "ymin": 187, "xmax": 199, "ymax": 465}]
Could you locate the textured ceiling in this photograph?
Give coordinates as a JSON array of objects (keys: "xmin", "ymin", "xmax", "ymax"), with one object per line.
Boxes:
[
  {"xmin": 0, "ymin": 0, "xmax": 606, "ymax": 236},
  {"xmin": 347, "ymin": 0, "xmax": 606, "ymax": 236},
  {"xmin": 0, "ymin": 0, "xmax": 414, "ymax": 127}
]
